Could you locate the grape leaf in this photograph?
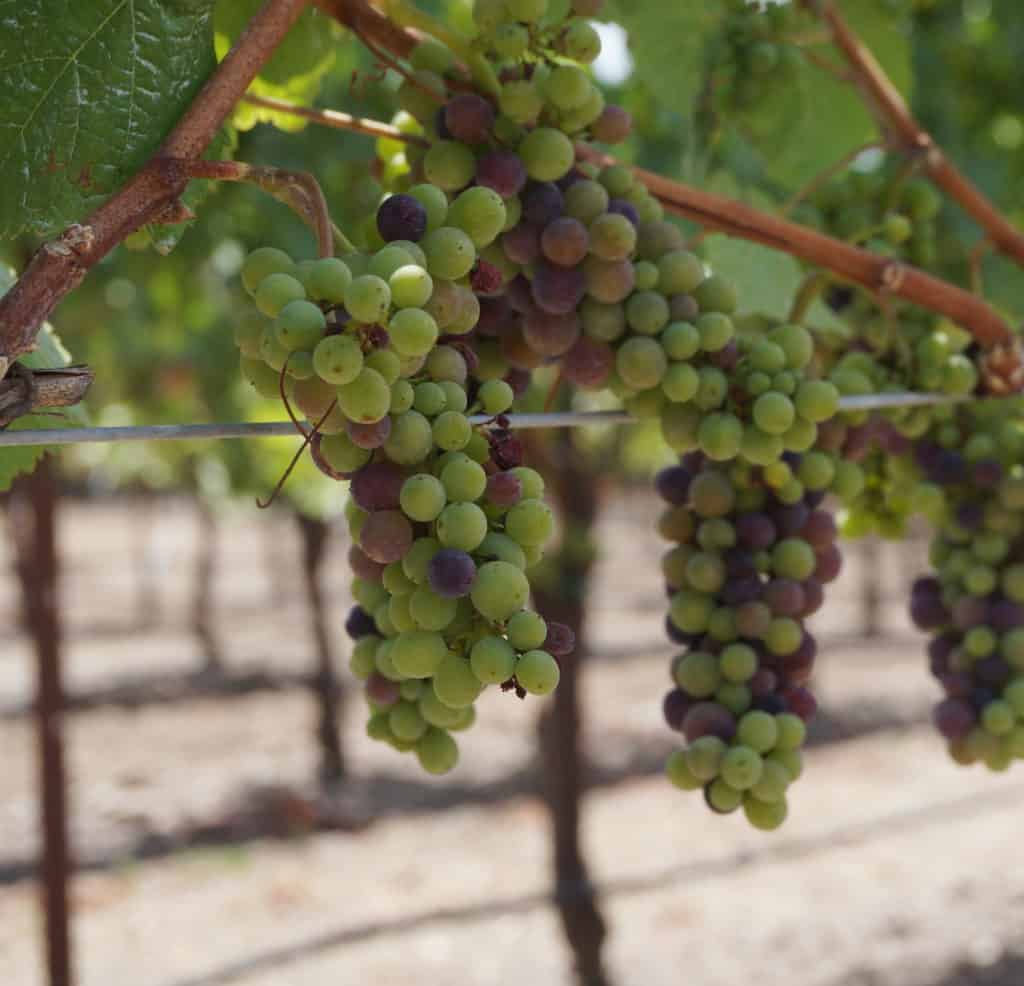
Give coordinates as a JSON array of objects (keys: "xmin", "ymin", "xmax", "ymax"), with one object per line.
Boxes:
[
  {"xmin": 214, "ymin": 0, "xmax": 341, "ymax": 132},
  {"xmin": 0, "ymin": 0, "xmax": 219, "ymax": 239},
  {"xmin": 752, "ymin": 0, "xmax": 913, "ymax": 188},
  {"xmin": 603, "ymin": 1, "xmax": 721, "ymax": 124}
]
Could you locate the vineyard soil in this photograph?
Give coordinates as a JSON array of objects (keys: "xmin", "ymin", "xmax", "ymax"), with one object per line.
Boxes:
[{"xmin": 1, "ymin": 494, "xmax": 1021, "ymax": 985}]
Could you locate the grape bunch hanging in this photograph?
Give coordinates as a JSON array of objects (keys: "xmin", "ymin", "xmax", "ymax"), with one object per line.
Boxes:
[{"xmin": 228, "ymin": 0, "xmax": 1023, "ymax": 829}]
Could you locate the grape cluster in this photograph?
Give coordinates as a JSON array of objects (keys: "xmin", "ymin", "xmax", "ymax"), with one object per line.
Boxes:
[
  {"xmin": 909, "ymin": 402, "xmax": 1024, "ymax": 770},
  {"xmin": 656, "ymin": 451, "xmax": 842, "ymax": 829},
  {"xmin": 236, "ymin": 189, "xmax": 569, "ymax": 773}
]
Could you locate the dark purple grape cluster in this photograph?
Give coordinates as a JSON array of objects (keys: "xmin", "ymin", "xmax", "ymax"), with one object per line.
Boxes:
[{"xmin": 657, "ymin": 452, "xmax": 842, "ymax": 829}]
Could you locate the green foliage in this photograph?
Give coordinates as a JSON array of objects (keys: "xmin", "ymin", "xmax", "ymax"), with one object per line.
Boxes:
[{"xmin": 0, "ymin": 0, "xmax": 218, "ymax": 237}]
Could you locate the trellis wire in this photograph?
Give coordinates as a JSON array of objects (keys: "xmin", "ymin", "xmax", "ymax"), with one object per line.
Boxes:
[{"xmin": 0, "ymin": 392, "xmax": 975, "ymax": 448}]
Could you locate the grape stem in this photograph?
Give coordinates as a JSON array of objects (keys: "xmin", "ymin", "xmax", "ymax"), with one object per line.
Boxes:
[
  {"xmin": 242, "ymin": 93, "xmax": 430, "ymax": 145},
  {"xmin": 0, "ymin": 0, "xmax": 311, "ymax": 377},
  {"xmin": 781, "ymin": 139, "xmax": 887, "ymax": 216},
  {"xmin": 801, "ymin": 0, "xmax": 1024, "ymax": 270},
  {"xmin": 176, "ymin": 159, "xmax": 335, "ymax": 258},
  {"xmin": 576, "ymin": 144, "xmax": 1014, "ymax": 348}
]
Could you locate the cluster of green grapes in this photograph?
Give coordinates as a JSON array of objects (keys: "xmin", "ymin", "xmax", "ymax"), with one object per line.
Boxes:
[
  {"xmin": 799, "ymin": 164, "xmax": 943, "ymax": 268},
  {"xmin": 656, "ymin": 450, "xmax": 843, "ymax": 829},
  {"xmin": 910, "ymin": 400, "xmax": 1024, "ymax": 770},
  {"xmin": 235, "ymin": 197, "xmax": 569, "ymax": 773},
  {"xmin": 714, "ymin": 0, "xmax": 811, "ymax": 115}
]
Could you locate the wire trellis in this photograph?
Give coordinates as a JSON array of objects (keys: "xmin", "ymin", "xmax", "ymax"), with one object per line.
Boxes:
[{"xmin": 0, "ymin": 392, "xmax": 975, "ymax": 448}]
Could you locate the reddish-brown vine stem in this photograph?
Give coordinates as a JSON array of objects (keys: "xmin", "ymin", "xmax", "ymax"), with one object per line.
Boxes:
[
  {"xmin": 805, "ymin": 0, "xmax": 1024, "ymax": 269},
  {"xmin": 576, "ymin": 145, "xmax": 1013, "ymax": 348},
  {"xmin": 0, "ymin": 0, "xmax": 310, "ymax": 376}
]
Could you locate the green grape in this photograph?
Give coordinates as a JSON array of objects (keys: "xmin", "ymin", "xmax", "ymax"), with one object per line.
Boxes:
[
  {"xmin": 422, "ymin": 227, "xmax": 478, "ymax": 281},
  {"xmin": 433, "ymin": 652, "xmax": 484, "ymax": 709},
  {"xmin": 565, "ymin": 180, "xmax": 610, "ymax": 223},
  {"xmin": 441, "ymin": 455, "xmax": 487, "ymax": 502},
  {"xmin": 471, "ymin": 560, "xmax": 530, "ymax": 621},
  {"xmin": 657, "ymin": 251, "xmax": 704, "ymax": 294},
  {"xmin": 448, "ymin": 186, "xmax": 507, "ymax": 247},
  {"xmin": 437, "ymin": 380, "xmax": 468, "ymax": 414},
  {"xmin": 389, "ymin": 308, "xmax": 439, "ymax": 358},
  {"xmin": 625, "ymin": 291, "xmax": 670, "ymax": 335},
  {"xmin": 401, "ymin": 474, "xmax": 447, "ymax": 522},
  {"xmin": 391, "ymin": 630, "xmax": 449, "ymax": 678},
  {"xmin": 307, "ymin": 331, "xmax": 359, "ymax": 386},
  {"xmin": 402, "ymin": 537, "xmax": 440, "ymax": 584},
  {"xmin": 765, "ymin": 618, "xmax": 802, "ymax": 656},
  {"xmin": 242, "ymin": 247, "xmax": 294, "ymax": 295},
  {"xmin": 518, "ymin": 128, "xmax": 575, "ymax": 182},
  {"xmin": 515, "ymin": 649, "xmax": 560, "ymax": 695},
  {"xmin": 581, "ymin": 299, "xmax": 626, "ymax": 342},
  {"xmin": 409, "ymin": 585, "xmax": 458, "ymax": 631},
  {"xmin": 478, "ymin": 531, "xmax": 528, "ymax": 570},
  {"xmin": 432, "ymin": 411, "xmax": 472, "ymax": 452},
  {"xmin": 675, "ymin": 651, "xmax": 720, "ymax": 697},
  {"xmin": 493, "ymin": 21, "xmax": 529, "ymax": 58},
  {"xmin": 506, "ymin": 0, "xmax": 547, "ymax": 22},
  {"xmin": 470, "ymin": 636, "xmax": 518, "ymax": 684},
  {"xmin": 410, "ymin": 36, "xmax": 455, "ymax": 74},
  {"xmin": 719, "ymin": 643, "xmax": 757, "ymax": 683},
  {"xmin": 344, "ymin": 275, "xmax": 391, "ymax": 323},
  {"xmin": 304, "ymin": 257, "xmax": 352, "ymax": 303},
  {"xmin": 505, "ymin": 498, "xmax": 554, "ymax": 546},
  {"xmin": 661, "ymin": 363, "xmax": 699, "ymax": 404},
  {"xmin": 338, "ymin": 367, "xmax": 391, "ymax": 423},
  {"xmin": 616, "ymin": 337, "xmax": 667, "ymax": 390},
  {"xmin": 752, "ymin": 392, "xmax": 796, "ymax": 435},
  {"xmin": 720, "ymin": 746, "xmax": 763, "ymax": 790},
  {"xmin": 697, "ymin": 313, "xmax": 733, "ymax": 353},
  {"xmin": 255, "ymin": 272, "xmax": 305, "ymax": 317},
  {"xmin": 408, "ymin": 183, "xmax": 449, "ymax": 232},
  {"xmin": 478, "ymin": 379, "xmax": 514, "ymax": 415},
  {"xmin": 365, "ymin": 348, "xmax": 401, "ymax": 385},
  {"xmin": 559, "ymin": 17, "xmax": 601, "ymax": 62},
  {"xmin": 414, "ymin": 381, "xmax": 447, "ymax": 416},
  {"xmin": 511, "ymin": 467, "xmax": 545, "ymax": 500},
  {"xmin": 693, "ymin": 275, "xmax": 737, "ymax": 314},
  {"xmin": 241, "ymin": 356, "xmax": 283, "ymax": 399},
  {"xmin": 320, "ymin": 433, "xmax": 371, "ymax": 474},
  {"xmin": 507, "ymin": 610, "xmax": 547, "ymax": 650},
  {"xmin": 794, "ymin": 380, "xmax": 839, "ymax": 422},
  {"xmin": 383, "ymin": 410, "xmax": 433, "ymax": 465},
  {"xmin": 685, "ymin": 736, "xmax": 727, "ymax": 781},
  {"xmin": 416, "ymin": 728, "xmax": 459, "ymax": 774},
  {"xmin": 666, "ymin": 750, "xmax": 703, "ymax": 791},
  {"xmin": 437, "ymin": 502, "xmax": 489, "ymax": 551},
  {"xmin": 285, "ymin": 350, "xmax": 315, "ymax": 380},
  {"xmin": 737, "ymin": 711, "xmax": 779, "ymax": 753},
  {"xmin": 698, "ymin": 413, "xmax": 743, "ymax": 461},
  {"xmin": 748, "ymin": 759, "xmax": 791, "ymax": 803},
  {"xmin": 424, "ymin": 140, "xmax": 476, "ymax": 191},
  {"xmin": 589, "ymin": 213, "xmax": 637, "ymax": 261},
  {"xmin": 661, "ymin": 321, "xmax": 701, "ymax": 360},
  {"xmin": 500, "ymin": 80, "xmax": 544, "ymax": 124},
  {"xmin": 389, "ymin": 701, "xmax": 428, "ymax": 742}
]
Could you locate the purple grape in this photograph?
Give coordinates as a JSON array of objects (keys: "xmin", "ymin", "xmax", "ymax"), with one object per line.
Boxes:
[
  {"xmin": 563, "ymin": 337, "xmax": 614, "ymax": 389},
  {"xmin": 541, "ymin": 216, "xmax": 590, "ymax": 267},
  {"xmin": 607, "ymin": 198, "xmax": 639, "ymax": 226},
  {"xmin": 477, "ymin": 150, "xmax": 528, "ymax": 199},
  {"xmin": 544, "ymin": 622, "xmax": 576, "ymax": 657},
  {"xmin": 711, "ymin": 338, "xmax": 740, "ymax": 371},
  {"xmin": 347, "ymin": 416, "xmax": 392, "ymax": 450},
  {"xmin": 974, "ymin": 655, "xmax": 1012, "ymax": 689},
  {"xmin": 682, "ymin": 702, "xmax": 737, "ymax": 743},
  {"xmin": 772, "ymin": 502, "xmax": 809, "ymax": 537},
  {"xmin": 531, "ymin": 263, "xmax": 587, "ymax": 315},
  {"xmin": 663, "ymin": 688, "xmax": 691, "ymax": 731},
  {"xmin": 990, "ymin": 598, "xmax": 1024, "ymax": 632},
  {"xmin": 505, "ymin": 368, "xmax": 531, "ymax": 398},
  {"xmin": 669, "ymin": 294, "xmax": 699, "ymax": 321},
  {"xmin": 366, "ymin": 672, "xmax": 400, "ymax": 707},
  {"xmin": 477, "ymin": 296, "xmax": 514, "ymax": 337},
  {"xmin": 556, "ymin": 169, "xmax": 585, "ymax": 191},
  {"xmin": 800, "ymin": 577, "xmax": 825, "ymax": 616},
  {"xmin": 735, "ymin": 512, "xmax": 777, "ymax": 551},
  {"xmin": 929, "ymin": 449, "xmax": 966, "ymax": 486},
  {"xmin": 724, "ymin": 548, "xmax": 758, "ymax": 580},
  {"xmin": 591, "ymin": 104, "xmax": 633, "ymax": 144},
  {"xmin": 345, "ymin": 605, "xmax": 377, "ymax": 639},
  {"xmin": 360, "ymin": 510, "xmax": 414, "ymax": 564},
  {"xmin": 814, "ymin": 543, "xmax": 843, "ymax": 583},
  {"xmin": 655, "ymin": 465, "xmax": 693, "ymax": 505},
  {"xmin": 973, "ymin": 459, "xmax": 1003, "ymax": 488},
  {"xmin": 444, "ymin": 93, "xmax": 496, "ymax": 144},
  {"xmin": 486, "ymin": 471, "xmax": 523, "ymax": 507},
  {"xmin": 376, "ymin": 194, "xmax": 427, "ymax": 242},
  {"xmin": 763, "ymin": 579, "xmax": 806, "ymax": 618},
  {"xmin": 941, "ymin": 671, "xmax": 972, "ymax": 698},
  {"xmin": 506, "ymin": 274, "xmax": 536, "ymax": 313},
  {"xmin": 348, "ymin": 545, "xmax": 385, "ymax": 582},
  {"xmin": 427, "ymin": 549, "xmax": 476, "ymax": 598},
  {"xmin": 749, "ymin": 668, "xmax": 778, "ymax": 697},
  {"xmin": 933, "ymin": 698, "xmax": 976, "ymax": 740},
  {"xmin": 502, "ymin": 223, "xmax": 541, "ymax": 265},
  {"xmin": 782, "ymin": 686, "xmax": 817, "ymax": 722},
  {"xmin": 800, "ymin": 511, "xmax": 837, "ymax": 550},
  {"xmin": 522, "ymin": 181, "xmax": 564, "ymax": 225},
  {"xmin": 722, "ymin": 576, "xmax": 762, "ymax": 606},
  {"xmin": 971, "ymin": 687, "xmax": 996, "ymax": 711},
  {"xmin": 523, "ymin": 307, "xmax": 581, "ymax": 356},
  {"xmin": 751, "ymin": 694, "xmax": 786, "ymax": 715},
  {"xmin": 471, "ymin": 259, "xmax": 504, "ymax": 296},
  {"xmin": 666, "ymin": 615, "xmax": 689, "ymax": 644},
  {"xmin": 912, "ymin": 576, "xmax": 943, "ymax": 600},
  {"xmin": 955, "ymin": 502, "xmax": 984, "ymax": 531},
  {"xmin": 351, "ymin": 461, "xmax": 406, "ymax": 512},
  {"xmin": 951, "ymin": 596, "xmax": 987, "ymax": 630},
  {"xmin": 911, "ymin": 593, "xmax": 951, "ymax": 630}
]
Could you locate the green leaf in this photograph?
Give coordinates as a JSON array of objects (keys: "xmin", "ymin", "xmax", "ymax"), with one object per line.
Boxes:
[
  {"xmin": 0, "ymin": 0, "xmax": 219, "ymax": 239},
  {"xmin": 214, "ymin": 1, "xmax": 340, "ymax": 132},
  {"xmin": 604, "ymin": 1, "xmax": 722, "ymax": 126},
  {"xmin": 752, "ymin": 0, "xmax": 913, "ymax": 188},
  {"xmin": 0, "ymin": 267, "xmax": 83, "ymax": 491}
]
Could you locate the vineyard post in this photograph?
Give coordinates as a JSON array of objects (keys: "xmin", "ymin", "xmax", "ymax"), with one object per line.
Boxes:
[{"xmin": 10, "ymin": 459, "xmax": 72, "ymax": 986}]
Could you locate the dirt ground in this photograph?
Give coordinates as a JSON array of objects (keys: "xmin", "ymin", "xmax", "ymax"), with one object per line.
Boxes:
[{"xmin": 1, "ymin": 493, "xmax": 1022, "ymax": 986}]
